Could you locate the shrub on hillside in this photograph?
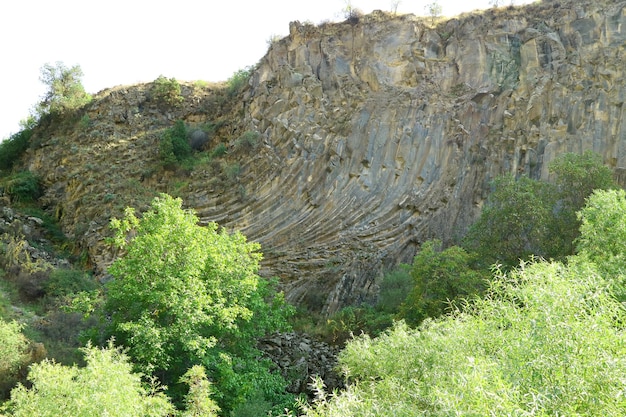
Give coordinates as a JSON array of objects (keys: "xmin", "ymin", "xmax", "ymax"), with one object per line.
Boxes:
[
  {"xmin": 44, "ymin": 268, "xmax": 97, "ymax": 298},
  {"xmin": 159, "ymin": 120, "xmax": 191, "ymax": 168},
  {"xmin": 463, "ymin": 151, "xmax": 618, "ymax": 268},
  {"xmin": 235, "ymin": 130, "xmax": 260, "ymax": 151},
  {"xmin": 399, "ymin": 240, "xmax": 487, "ymax": 326},
  {"xmin": 227, "ymin": 67, "xmax": 253, "ymax": 97},
  {"xmin": 0, "ymin": 128, "xmax": 33, "ymax": 172},
  {"xmin": 151, "ymin": 75, "xmax": 184, "ymax": 107},
  {"xmin": 303, "ymin": 260, "xmax": 626, "ymax": 416},
  {"xmin": 0, "ymin": 319, "xmax": 29, "ymax": 400},
  {"xmin": 0, "ymin": 171, "xmax": 41, "ymax": 203}
]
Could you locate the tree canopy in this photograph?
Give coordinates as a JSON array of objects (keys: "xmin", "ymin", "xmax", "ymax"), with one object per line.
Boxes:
[
  {"xmin": 37, "ymin": 62, "xmax": 91, "ymax": 117},
  {"xmin": 101, "ymin": 193, "xmax": 293, "ymax": 413},
  {"xmin": 463, "ymin": 151, "xmax": 618, "ymax": 267}
]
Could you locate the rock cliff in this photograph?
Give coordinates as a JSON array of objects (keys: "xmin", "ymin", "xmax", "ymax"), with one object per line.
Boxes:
[{"xmin": 22, "ymin": 0, "xmax": 626, "ymax": 314}]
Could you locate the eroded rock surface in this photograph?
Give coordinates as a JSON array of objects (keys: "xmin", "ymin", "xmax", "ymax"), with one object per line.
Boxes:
[{"xmin": 24, "ymin": 0, "xmax": 626, "ymax": 314}]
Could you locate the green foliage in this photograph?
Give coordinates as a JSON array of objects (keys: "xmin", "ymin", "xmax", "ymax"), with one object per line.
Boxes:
[
  {"xmin": 399, "ymin": 240, "xmax": 487, "ymax": 326},
  {"xmin": 0, "ymin": 128, "xmax": 34, "ymax": 172},
  {"xmin": 151, "ymin": 75, "xmax": 184, "ymax": 107},
  {"xmin": 325, "ymin": 305, "xmax": 393, "ymax": 345},
  {"xmin": 226, "ymin": 67, "xmax": 252, "ymax": 97},
  {"xmin": 225, "ymin": 163, "xmax": 241, "ymax": 181},
  {"xmin": 179, "ymin": 365, "xmax": 220, "ymax": 417},
  {"xmin": 376, "ymin": 264, "xmax": 412, "ymax": 314},
  {"xmin": 0, "ymin": 319, "xmax": 29, "ymax": 384},
  {"xmin": 0, "ymin": 319, "xmax": 29, "ymax": 400},
  {"xmin": 548, "ymin": 151, "xmax": 618, "ymax": 256},
  {"xmin": 576, "ymin": 188, "xmax": 626, "ymax": 301},
  {"xmin": 210, "ymin": 143, "xmax": 227, "ymax": 158},
  {"xmin": 78, "ymin": 113, "xmax": 91, "ymax": 130},
  {"xmin": 44, "ymin": 268, "xmax": 97, "ymax": 298},
  {"xmin": 464, "ymin": 152, "xmax": 617, "ymax": 268},
  {"xmin": 303, "ymin": 258, "xmax": 626, "ymax": 416},
  {"xmin": 234, "ymin": 130, "xmax": 260, "ymax": 151},
  {"xmin": 2, "ymin": 342, "xmax": 174, "ymax": 417},
  {"xmin": 577, "ymin": 188, "xmax": 626, "ymax": 260},
  {"xmin": 37, "ymin": 62, "xmax": 91, "ymax": 117},
  {"xmin": 0, "ymin": 171, "xmax": 41, "ymax": 203},
  {"xmin": 101, "ymin": 194, "xmax": 293, "ymax": 412},
  {"xmin": 463, "ymin": 175, "xmax": 554, "ymax": 268},
  {"xmin": 159, "ymin": 120, "xmax": 191, "ymax": 168}
]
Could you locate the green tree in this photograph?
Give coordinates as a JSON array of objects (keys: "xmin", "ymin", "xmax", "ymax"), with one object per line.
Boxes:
[
  {"xmin": 399, "ymin": 240, "xmax": 486, "ymax": 326},
  {"xmin": 463, "ymin": 175, "xmax": 555, "ymax": 268},
  {"xmin": 463, "ymin": 152, "xmax": 617, "ymax": 267},
  {"xmin": 548, "ymin": 151, "xmax": 618, "ymax": 257},
  {"xmin": 576, "ymin": 188, "xmax": 626, "ymax": 300},
  {"xmin": 0, "ymin": 128, "xmax": 34, "ymax": 172},
  {"xmin": 2, "ymin": 342, "xmax": 174, "ymax": 417},
  {"xmin": 101, "ymin": 194, "xmax": 293, "ymax": 412},
  {"xmin": 424, "ymin": 1, "xmax": 442, "ymax": 22},
  {"xmin": 0, "ymin": 320, "xmax": 28, "ymax": 376},
  {"xmin": 37, "ymin": 62, "xmax": 91, "ymax": 117},
  {"xmin": 226, "ymin": 67, "xmax": 253, "ymax": 97}
]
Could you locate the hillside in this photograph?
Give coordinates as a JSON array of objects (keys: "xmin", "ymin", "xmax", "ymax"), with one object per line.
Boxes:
[{"xmin": 13, "ymin": 0, "xmax": 626, "ymax": 315}]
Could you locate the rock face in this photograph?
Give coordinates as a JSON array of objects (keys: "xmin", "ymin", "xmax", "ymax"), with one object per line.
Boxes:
[
  {"xmin": 23, "ymin": 0, "xmax": 626, "ymax": 314},
  {"xmin": 258, "ymin": 332, "xmax": 343, "ymax": 397}
]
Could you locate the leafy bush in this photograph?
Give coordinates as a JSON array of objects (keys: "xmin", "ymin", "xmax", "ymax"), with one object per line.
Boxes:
[
  {"xmin": 0, "ymin": 319, "xmax": 29, "ymax": 398},
  {"xmin": 0, "ymin": 128, "xmax": 34, "ymax": 172},
  {"xmin": 376, "ymin": 264, "xmax": 412, "ymax": 314},
  {"xmin": 179, "ymin": 365, "xmax": 219, "ymax": 417},
  {"xmin": 463, "ymin": 175, "xmax": 555, "ymax": 268},
  {"xmin": 235, "ymin": 130, "xmax": 260, "ymax": 151},
  {"xmin": 44, "ymin": 268, "xmax": 97, "ymax": 298},
  {"xmin": 303, "ymin": 258, "xmax": 626, "ymax": 417},
  {"xmin": 548, "ymin": 151, "xmax": 618, "ymax": 257},
  {"xmin": 575, "ymin": 188, "xmax": 626, "ymax": 301},
  {"xmin": 210, "ymin": 143, "xmax": 227, "ymax": 158},
  {"xmin": 325, "ymin": 305, "xmax": 393, "ymax": 345},
  {"xmin": 399, "ymin": 240, "xmax": 487, "ymax": 326},
  {"xmin": 2, "ymin": 342, "xmax": 175, "ymax": 417},
  {"xmin": 159, "ymin": 120, "xmax": 191, "ymax": 168},
  {"xmin": 227, "ymin": 67, "xmax": 253, "ymax": 97},
  {"xmin": 225, "ymin": 163, "xmax": 241, "ymax": 181},
  {"xmin": 151, "ymin": 75, "xmax": 184, "ymax": 107},
  {"xmin": 463, "ymin": 152, "xmax": 617, "ymax": 267},
  {"xmin": 1, "ymin": 171, "xmax": 41, "ymax": 203}
]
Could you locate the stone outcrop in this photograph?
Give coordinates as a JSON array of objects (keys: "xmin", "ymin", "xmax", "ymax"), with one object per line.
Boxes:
[
  {"xmin": 22, "ymin": 0, "xmax": 626, "ymax": 314},
  {"xmin": 258, "ymin": 332, "xmax": 343, "ymax": 397}
]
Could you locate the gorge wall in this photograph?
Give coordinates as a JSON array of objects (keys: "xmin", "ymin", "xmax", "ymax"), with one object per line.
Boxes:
[{"xmin": 25, "ymin": 0, "xmax": 626, "ymax": 314}]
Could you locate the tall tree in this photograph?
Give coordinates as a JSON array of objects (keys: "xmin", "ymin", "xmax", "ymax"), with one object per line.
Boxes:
[
  {"xmin": 100, "ymin": 194, "xmax": 293, "ymax": 412},
  {"xmin": 37, "ymin": 62, "xmax": 91, "ymax": 117}
]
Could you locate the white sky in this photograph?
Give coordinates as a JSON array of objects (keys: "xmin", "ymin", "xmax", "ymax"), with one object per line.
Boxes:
[{"xmin": 0, "ymin": 0, "xmax": 533, "ymax": 140}]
